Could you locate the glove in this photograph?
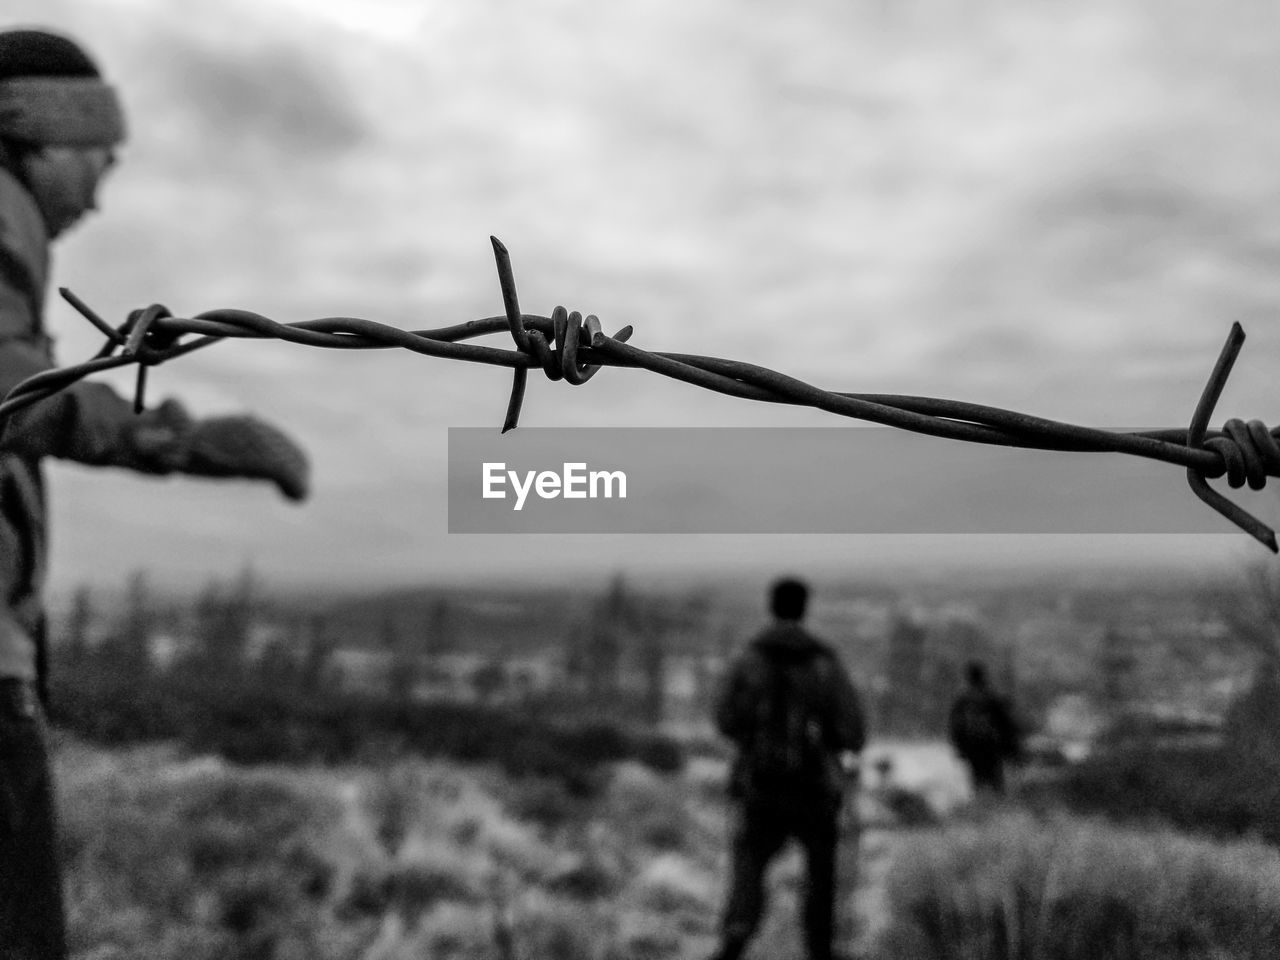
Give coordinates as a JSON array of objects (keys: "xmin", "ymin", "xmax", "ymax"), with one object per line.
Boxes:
[
  {"xmin": 128, "ymin": 399, "xmax": 310, "ymax": 502},
  {"xmin": 183, "ymin": 415, "xmax": 311, "ymax": 502}
]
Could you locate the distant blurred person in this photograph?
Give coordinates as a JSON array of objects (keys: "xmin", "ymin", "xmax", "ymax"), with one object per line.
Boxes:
[
  {"xmin": 948, "ymin": 660, "xmax": 1022, "ymax": 796},
  {"xmin": 0, "ymin": 28, "xmax": 308, "ymax": 959},
  {"xmin": 710, "ymin": 577, "xmax": 866, "ymax": 960}
]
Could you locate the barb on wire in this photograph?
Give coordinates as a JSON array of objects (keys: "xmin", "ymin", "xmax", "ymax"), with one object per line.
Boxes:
[{"xmin": 1, "ymin": 237, "xmax": 1278, "ymax": 551}]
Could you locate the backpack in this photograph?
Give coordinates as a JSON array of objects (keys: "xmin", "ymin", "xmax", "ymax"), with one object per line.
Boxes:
[{"xmin": 741, "ymin": 654, "xmax": 833, "ymax": 801}]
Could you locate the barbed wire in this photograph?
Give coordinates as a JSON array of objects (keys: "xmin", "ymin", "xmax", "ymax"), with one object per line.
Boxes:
[{"xmin": 2, "ymin": 236, "xmax": 1279, "ymax": 552}]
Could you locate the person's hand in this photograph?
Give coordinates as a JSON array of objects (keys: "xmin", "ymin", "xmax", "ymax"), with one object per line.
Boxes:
[
  {"xmin": 126, "ymin": 399, "xmax": 309, "ymax": 500},
  {"xmin": 184, "ymin": 414, "xmax": 310, "ymax": 501}
]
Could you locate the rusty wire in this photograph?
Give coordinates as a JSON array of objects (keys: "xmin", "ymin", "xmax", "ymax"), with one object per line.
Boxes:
[{"xmin": 2, "ymin": 236, "xmax": 1279, "ymax": 551}]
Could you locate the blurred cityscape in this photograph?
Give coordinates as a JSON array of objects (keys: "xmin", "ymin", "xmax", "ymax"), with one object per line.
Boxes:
[{"xmin": 50, "ymin": 561, "xmax": 1265, "ymax": 755}]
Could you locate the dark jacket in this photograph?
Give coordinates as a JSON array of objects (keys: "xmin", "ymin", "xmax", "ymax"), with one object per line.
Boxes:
[
  {"xmin": 715, "ymin": 621, "xmax": 866, "ymax": 802},
  {"xmin": 0, "ymin": 166, "xmax": 156, "ymax": 690},
  {"xmin": 948, "ymin": 686, "xmax": 1021, "ymax": 762}
]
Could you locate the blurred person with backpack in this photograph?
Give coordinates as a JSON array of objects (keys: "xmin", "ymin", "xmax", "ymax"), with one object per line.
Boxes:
[
  {"xmin": 710, "ymin": 577, "xmax": 866, "ymax": 960},
  {"xmin": 948, "ymin": 660, "xmax": 1022, "ymax": 795},
  {"xmin": 0, "ymin": 28, "xmax": 308, "ymax": 959}
]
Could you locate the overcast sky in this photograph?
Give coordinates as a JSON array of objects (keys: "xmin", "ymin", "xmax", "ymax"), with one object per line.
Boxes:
[{"xmin": 6, "ymin": 0, "xmax": 1280, "ymax": 595}]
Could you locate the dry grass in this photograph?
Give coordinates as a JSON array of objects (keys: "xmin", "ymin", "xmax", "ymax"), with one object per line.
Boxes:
[
  {"xmin": 876, "ymin": 811, "xmax": 1280, "ymax": 960},
  {"xmin": 57, "ymin": 731, "xmax": 1280, "ymax": 960},
  {"xmin": 53, "ymin": 735, "xmax": 725, "ymax": 960}
]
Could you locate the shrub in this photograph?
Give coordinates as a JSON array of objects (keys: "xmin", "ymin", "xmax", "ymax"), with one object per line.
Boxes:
[
  {"xmin": 544, "ymin": 853, "xmax": 624, "ymax": 901},
  {"xmin": 633, "ymin": 736, "xmax": 685, "ymax": 775},
  {"xmin": 510, "ymin": 899, "xmax": 614, "ymax": 960},
  {"xmin": 339, "ymin": 862, "xmax": 480, "ymax": 925},
  {"xmin": 632, "ymin": 853, "xmax": 714, "ymax": 916},
  {"xmin": 1028, "ymin": 742, "xmax": 1280, "ymax": 846},
  {"xmin": 504, "ymin": 776, "xmax": 584, "ymax": 832},
  {"xmin": 56, "ymin": 754, "xmax": 364, "ymax": 960},
  {"xmin": 602, "ymin": 763, "xmax": 695, "ymax": 853},
  {"xmin": 48, "ymin": 669, "xmax": 685, "ymax": 792}
]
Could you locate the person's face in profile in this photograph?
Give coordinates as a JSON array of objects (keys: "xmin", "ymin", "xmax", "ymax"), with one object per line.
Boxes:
[{"xmin": 21, "ymin": 144, "xmax": 116, "ymax": 238}]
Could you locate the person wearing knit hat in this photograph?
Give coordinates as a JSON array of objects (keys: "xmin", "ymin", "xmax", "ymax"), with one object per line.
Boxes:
[{"xmin": 0, "ymin": 28, "xmax": 310, "ymax": 959}]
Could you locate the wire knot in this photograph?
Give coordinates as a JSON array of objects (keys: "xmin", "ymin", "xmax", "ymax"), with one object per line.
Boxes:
[
  {"xmin": 1201, "ymin": 419, "xmax": 1280, "ymax": 490},
  {"xmin": 1183, "ymin": 323, "xmax": 1278, "ymax": 552},
  {"xmin": 122, "ymin": 303, "xmax": 178, "ymax": 413},
  {"xmin": 123, "ymin": 304, "xmax": 180, "ymax": 364},
  {"xmin": 522, "ymin": 306, "xmax": 633, "ymax": 385},
  {"xmin": 490, "ymin": 237, "xmax": 631, "ymax": 431}
]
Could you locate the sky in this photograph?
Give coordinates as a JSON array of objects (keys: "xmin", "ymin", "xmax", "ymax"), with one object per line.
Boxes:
[{"xmin": 6, "ymin": 0, "xmax": 1280, "ymax": 596}]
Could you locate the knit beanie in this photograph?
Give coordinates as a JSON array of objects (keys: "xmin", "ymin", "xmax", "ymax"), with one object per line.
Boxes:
[{"xmin": 0, "ymin": 28, "xmax": 125, "ymax": 147}]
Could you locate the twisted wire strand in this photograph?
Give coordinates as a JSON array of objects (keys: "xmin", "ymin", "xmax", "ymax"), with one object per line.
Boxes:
[{"xmin": 1, "ymin": 237, "xmax": 1277, "ymax": 551}]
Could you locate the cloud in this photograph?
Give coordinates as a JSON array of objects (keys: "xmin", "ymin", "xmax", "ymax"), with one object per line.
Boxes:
[{"xmin": 147, "ymin": 37, "xmax": 368, "ymax": 161}]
